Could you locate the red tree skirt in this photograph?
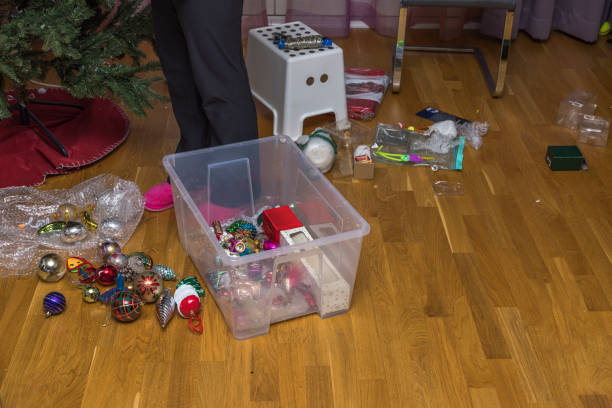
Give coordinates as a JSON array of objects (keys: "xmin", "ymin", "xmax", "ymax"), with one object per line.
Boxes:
[{"xmin": 0, "ymin": 88, "xmax": 130, "ymax": 188}]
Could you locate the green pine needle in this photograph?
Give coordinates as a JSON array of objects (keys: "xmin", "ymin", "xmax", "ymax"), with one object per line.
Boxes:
[{"xmin": 0, "ymin": 0, "xmax": 163, "ymax": 117}]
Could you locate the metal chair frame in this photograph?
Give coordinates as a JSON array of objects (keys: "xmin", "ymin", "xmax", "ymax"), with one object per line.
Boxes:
[{"xmin": 391, "ymin": 1, "xmax": 515, "ymax": 97}]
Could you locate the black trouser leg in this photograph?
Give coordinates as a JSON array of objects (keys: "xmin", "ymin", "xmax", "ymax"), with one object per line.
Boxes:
[
  {"xmin": 152, "ymin": 0, "xmax": 211, "ymax": 153},
  {"xmin": 172, "ymin": 0, "xmax": 258, "ymax": 146},
  {"xmin": 152, "ymin": 0, "xmax": 260, "ymax": 207}
]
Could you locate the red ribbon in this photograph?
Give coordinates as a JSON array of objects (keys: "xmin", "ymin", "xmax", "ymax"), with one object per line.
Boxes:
[{"xmin": 189, "ymin": 313, "xmax": 203, "ymax": 334}]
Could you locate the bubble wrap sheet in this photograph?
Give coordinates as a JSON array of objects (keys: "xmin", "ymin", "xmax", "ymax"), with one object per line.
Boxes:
[{"xmin": 0, "ymin": 174, "xmax": 144, "ymax": 276}]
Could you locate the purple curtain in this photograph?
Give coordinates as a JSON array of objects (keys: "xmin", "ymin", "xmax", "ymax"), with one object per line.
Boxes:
[
  {"xmin": 279, "ymin": 0, "xmax": 609, "ymax": 42},
  {"xmin": 242, "ymin": 0, "xmax": 268, "ymax": 38},
  {"xmin": 284, "ymin": 0, "xmax": 398, "ymax": 37},
  {"xmin": 284, "ymin": 1, "xmax": 481, "ymax": 39},
  {"xmin": 480, "ymin": 0, "xmax": 609, "ymax": 42}
]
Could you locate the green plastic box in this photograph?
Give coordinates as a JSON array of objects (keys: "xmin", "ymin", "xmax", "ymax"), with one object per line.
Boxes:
[{"xmin": 545, "ymin": 146, "xmax": 586, "ymax": 171}]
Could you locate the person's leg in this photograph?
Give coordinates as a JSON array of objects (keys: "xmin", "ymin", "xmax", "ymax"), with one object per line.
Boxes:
[
  {"xmin": 172, "ymin": 0, "xmax": 258, "ymax": 146},
  {"xmin": 173, "ymin": 0, "xmax": 260, "ymax": 211},
  {"xmin": 147, "ymin": 0, "xmax": 211, "ymax": 211},
  {"xmin": 152, "ymin": 0, "xmax": 211, "ymax": 153}
]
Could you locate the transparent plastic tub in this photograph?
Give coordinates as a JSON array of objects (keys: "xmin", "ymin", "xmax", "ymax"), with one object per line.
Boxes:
[{"xmin": 163, "ymin": 135, "xmax": 370, "ymax": 339}]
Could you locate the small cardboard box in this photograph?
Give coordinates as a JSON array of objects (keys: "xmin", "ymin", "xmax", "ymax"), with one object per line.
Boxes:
[
  {"xmin": 353, "ymin": 161, "xmax": 374, "ymax": 179},
  {"xmin": 545, "ymin": 145, "xmax": 586, "ymax": 171}
]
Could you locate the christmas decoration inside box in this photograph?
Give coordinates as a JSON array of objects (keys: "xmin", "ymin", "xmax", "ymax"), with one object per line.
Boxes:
[{"xmin": 163, "ymin": 135, "xmax": 370, "ymax": 340}]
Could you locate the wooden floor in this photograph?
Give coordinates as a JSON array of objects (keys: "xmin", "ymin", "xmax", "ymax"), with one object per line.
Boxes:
[{"xmin": 1, "ymin": 29, "xmax": 611, "ymax": 408}]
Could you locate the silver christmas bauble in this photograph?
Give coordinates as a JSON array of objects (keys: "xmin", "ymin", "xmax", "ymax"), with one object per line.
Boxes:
[
  {"xmin": 98, "ymin": 217, "xmax": 123, "ymax": 239},
  {"xmin": 37, "ymin": 253, "xmax": 66, "ymax": 282},
  {"xmin": 61, "ymin": 221, "xmax": 88, "ymax": 243},
  {"xmin": 107, "ymin": 252, "xmax": 128, "ymax": 270},
  {"xmin": 97, "ymin": 240, "xmax": 121, "ymax": 262}
]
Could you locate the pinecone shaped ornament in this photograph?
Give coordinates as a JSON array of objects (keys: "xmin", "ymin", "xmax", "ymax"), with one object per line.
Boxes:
[
  {"xmin": 120, "ymin": 255, "xmax": 146, "ymax": 282},
  {"xmin": 156, "ymin": 288, "xmax": 176, "ymax": 329}
]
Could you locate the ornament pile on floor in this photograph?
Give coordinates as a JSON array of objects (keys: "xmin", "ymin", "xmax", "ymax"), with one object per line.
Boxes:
[
  {"xmin": 0, "ymin": 174, "xmax": 144, "ymax": 276},
  {"xmin": 39, "ymin": 240, "xmax": 205, "ymax": 334}
]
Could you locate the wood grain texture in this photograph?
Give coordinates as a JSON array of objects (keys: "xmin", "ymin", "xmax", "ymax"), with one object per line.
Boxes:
[{"xmin": 1, "ymin": 29, "xmax": 611, "ymax": 407}]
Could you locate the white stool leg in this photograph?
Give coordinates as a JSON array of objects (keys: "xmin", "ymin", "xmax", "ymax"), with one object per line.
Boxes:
[
  {"xmin": 332, "ymin": 102, "xmax": 350, "ymax": 131},
  {"xmin": 279, "ymin": 112, "xmax": 305, "ymax": 140}
]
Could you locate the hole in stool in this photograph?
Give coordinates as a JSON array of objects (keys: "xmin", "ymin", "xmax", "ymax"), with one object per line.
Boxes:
[
  {"xmin": 319, "ymin": 48, "xmax": 325, "ymax": 51},
  {"xmin": 305, "ymin": 31, "xmax": 311, "ymax": 34},
  {"xmin": 290, "ymin": 54, "xmax": 296, "ymax": 57},
  {"xmin": 266, "ymin": 28, "xmax": 272, "ymax": 31},
  {"xmin": 309, "ymin": 50, "xmax": 315, "ymax": 53},
  {"xmin": 306, "ymin": 77, "xmax": 314, "ymax": 86},
  {"xmin": 284, "ymin": 50, "xmax": 290, "ymax": 53},
  {"xmin": 294, "ymin": 23, "xmax": 299, "ymax": 26},
  {"xmin": 296, "ymin": 33, "xmax": 302, "ymax": 36},
  {"xmin": 320, "ymin": 74, "xmax": 329, "ymax": 83},
  {"xmin": 257, "ymin": 30, "xmax": 263, "ymax": 33},
  {"xmin": 299, "ymin": 52, "xmax": 305, "ymax": 55}
]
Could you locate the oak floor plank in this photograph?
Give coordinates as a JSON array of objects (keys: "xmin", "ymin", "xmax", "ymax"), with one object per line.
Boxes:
[{"xmin": 0, "ymin": 28, "xmax": 610, "ymax": 407}]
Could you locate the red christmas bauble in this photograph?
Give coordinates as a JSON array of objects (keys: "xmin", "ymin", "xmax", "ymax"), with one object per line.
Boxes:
[
  {"xmin": 110, "ymin": 290, "xmax": 142, "ymax": 322},
  {"xmin": 179, "ymin": 295, "xmax": 201, "ymax": 317},
  {"xmin": 78, "ymin": 265, "xmax": 97, "ymax": 283},
  {"xmin": 96, "ymin": 264, "xmax": 117, "ymax": 286}
]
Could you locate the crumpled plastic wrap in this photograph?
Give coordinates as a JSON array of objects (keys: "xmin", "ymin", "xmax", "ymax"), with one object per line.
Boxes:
[
  {"xmin": 458, "ymin": 121, "xmax": 489, "ymax": 150},
  {"xmin": 0, "ymin": 174, "xmax": 144, "ymax": 277},
  {"xmin": 421, "ymin": 120, "xmax": 460, "ymax": 153}
]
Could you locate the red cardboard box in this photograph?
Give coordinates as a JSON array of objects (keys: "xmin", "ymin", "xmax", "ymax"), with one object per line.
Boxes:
[{"xmin": 262, "ymin": 206, "xmax": 303, "ymax": 243}]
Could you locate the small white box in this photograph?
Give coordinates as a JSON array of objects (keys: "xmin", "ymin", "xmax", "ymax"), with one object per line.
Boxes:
[
  {"xmin": 298, "ymin": 251, "xmax": 351, "ymax": 316},
  {"xmin": 280, "ymin": 226, "xmax": 314, "ymax": 246}
]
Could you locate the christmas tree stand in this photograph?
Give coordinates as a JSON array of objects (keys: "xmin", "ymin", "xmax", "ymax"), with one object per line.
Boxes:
[{"xmin": 8, "ymin": 98, "xmax": 84, "ymax": 157}]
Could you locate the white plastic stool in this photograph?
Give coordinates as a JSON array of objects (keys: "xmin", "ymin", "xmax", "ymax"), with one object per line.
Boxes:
[{"xmin": 246, "ymin": 22, "xmax": 349, "ymax": 141}]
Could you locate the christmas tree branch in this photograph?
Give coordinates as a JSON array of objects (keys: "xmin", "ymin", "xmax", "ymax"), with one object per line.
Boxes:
[
  {"xmin": 0, "ymin": 77, "xmax": 8, "ymax": 119},
  {"xmin": 0, "ymin": 0, "xmax": 163, "ymax": 119}
]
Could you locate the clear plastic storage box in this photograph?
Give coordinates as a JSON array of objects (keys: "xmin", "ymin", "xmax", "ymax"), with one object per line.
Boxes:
[{"xmin": 163, "ymin": 136, "xmax": 370, "ymax": 339}]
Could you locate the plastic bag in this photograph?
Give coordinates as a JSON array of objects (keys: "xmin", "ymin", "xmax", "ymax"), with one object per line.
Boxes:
[
  {"xmin": 556, "ymin": 89, "xmax": 597, "ymax": 130},
  {"xmin": 458, "ymin": 121, "xmax": 489, "ymax": 150},
  {"xmin": 371, "ymin": 123, "xmax": 465, "ymax": 170},
  {"xmin": 345, "ymin": 68, "xmax": 390, "ymax": 121},
  {"xmin": 0, "ymin": 174, "xmax": 144, "ymax": 276}
]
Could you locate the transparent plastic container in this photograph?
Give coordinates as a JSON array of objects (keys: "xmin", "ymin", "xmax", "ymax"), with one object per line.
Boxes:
[
  {"xmin": 323, "ymin": 119, "xmax": 372, "ymax": 178},
  {"xmin": 556, "ymin": 89, "xmax": 597, "ymax": 130},
  {"xmin": 577, "ymin": 115, "xmax": 609, "ymax": 147},
  {"xmin": 163, "ymin": 136, "xmax": 370, "ymax": 339}
]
